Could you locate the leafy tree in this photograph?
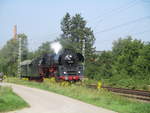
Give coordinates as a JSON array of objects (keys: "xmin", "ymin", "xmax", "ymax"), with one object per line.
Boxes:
[
  {"xmin": 60, "ymin": 13, "xmax": 95, "ymax": 62},
  {"xmin": 133, "ymin": 42, "xmax": 150, "ymax": 77},
  {"xmin": 112, "ymin": 36, "xmax": 144, "ymax": 76},
  {"xmin": 0, "ymin": 33, "xmax": 28, "ymax": 76},
  {"xmin": 98, "ymin": 51, "xmax": 113, "ymax": 78},
  {"xmin": 85, "ymin": 51, "xmax": 113, "ymax": 79},
  {"xmin": 34, "ymin": 41, "xmax": 53, "ymax": 58},
  {"xmin": 61, "ymin": 13, "xmax": 71, "ymax": 39},
  {"xmin": 0, "ymin": 39, "xmax": 18, "ymax": 75}
]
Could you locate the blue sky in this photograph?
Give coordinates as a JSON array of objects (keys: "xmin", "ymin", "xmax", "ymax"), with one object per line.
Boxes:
[{"xmin": 0, "ymin": 0, "xmax": 150, "ymax": 51}]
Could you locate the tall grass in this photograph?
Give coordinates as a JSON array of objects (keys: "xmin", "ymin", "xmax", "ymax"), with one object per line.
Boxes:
[
  {"xmin": 0, "ymin": 86, "xmax": 29, "ymax": 112},
  {"xmin": 6, "ymin": 77, "xmax": 150, "ymax": 113},
  {"xmin": 103, "ymin": 75, "xmax": 150, "ymax": 90}
]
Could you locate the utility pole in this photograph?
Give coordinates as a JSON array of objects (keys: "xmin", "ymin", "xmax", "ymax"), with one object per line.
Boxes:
[
  {"xmin": 18, "ymin": 35, "xmax": 22, "ymax": 78},
  {"xmin": 82, "ymin": 38, "xmax": 85, "ymax": 71}
]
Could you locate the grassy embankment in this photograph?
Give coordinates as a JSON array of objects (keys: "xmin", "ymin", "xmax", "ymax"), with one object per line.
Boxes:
[
  {"xmin": 102, "ymin": 76, "xmax": 150, "ymax": 91},
  {"xmin": 84, "ymin": 76, "xmax": 150, "ymax": 91},
  {"xmin": 0, "ymin": 86, "xmax": 29, "ymax": 113},
  {"xmin": 5, "ymin": 77, "xmax": 150, "ymax": 113}
]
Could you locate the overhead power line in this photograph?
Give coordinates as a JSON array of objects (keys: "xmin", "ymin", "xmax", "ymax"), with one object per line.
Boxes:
[
  {"xmin": 92, "ymin": 0, "xmax": 139, "ymax": 30},
  {"xmin": 118, "ymin": 29, "xmax": 150, "ymax": 40},
  {"xmin": 130, "ymin": 30, "xmax": 150, "ymax": 36},
  {"xmin": 92, "ymin": 0, "xmax": 138, "ymax": 24},
  {"xmin": 94, "ymin": 16, "xmax": 150, "ymax": 34}
]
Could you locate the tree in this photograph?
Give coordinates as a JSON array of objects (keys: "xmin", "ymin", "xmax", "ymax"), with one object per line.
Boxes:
[
  {"xmin": 60, "ymin": 13, "xmax": 95, "ymax": 62},
  {"xmin": 61, "ymin": 13, "xmax": 71, "ymax": 39},
  {"xmin": 34, "ymin": 41, "xmax": 53, "ymax": 58},
  {"xmin": 133, "ymin": 42, "xmax": 150, "ymax": 77},
  {"xmin": 0, "ymin": 39, "xmax": 18, "ymax": 75},
  {"xmin": 85, "ymin": 51, "xmax": 113, "ymax": 79},
  {"xmin": 112, "ymin": 36, "xmax": 144, "ymax": 77},
  {"xmin": 98, "ymin": 51, "xmax": 113, "ymax": 78},
  {"xmin": 0, "ymin": 33, "xmax": 28, "ymax": 76}
]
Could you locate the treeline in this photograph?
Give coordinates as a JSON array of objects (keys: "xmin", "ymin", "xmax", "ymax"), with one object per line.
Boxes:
[
  {"xmin": 0, "ymin": 13, "xmax": 95, "ymax": 76},
  {"xmin": 0, "ymin": 37, "xmax": 54, "ymax": 76},
  {"xmin": 0, "ymin": 34, "xmax": 28, "ymax": 76},
  {"xmin": 86, "ymin": 37, "xmax": 150, "ymax": 89},
  {"xmin": 0, "ymin": 13, "xmax": 150, "ymax": 89}
]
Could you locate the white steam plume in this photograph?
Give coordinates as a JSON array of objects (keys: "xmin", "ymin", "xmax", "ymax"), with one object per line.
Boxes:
[{"xmin": 51, "ymin": 42, "xmax": 62, "ymax": 54}]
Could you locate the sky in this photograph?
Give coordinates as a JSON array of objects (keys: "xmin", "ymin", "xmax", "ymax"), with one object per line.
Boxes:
[{"xmin": 0, "ymin": 0, "xmax": 150, "ymax": 51}]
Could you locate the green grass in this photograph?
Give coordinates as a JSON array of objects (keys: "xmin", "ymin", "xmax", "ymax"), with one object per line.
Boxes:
[
  {"xmin": 83, "ymin": 76, "xmax": 150, "ymax": 91},
  {"xmin": 0, "ymin": 86, "xmax": 29, "ymax": 112},
  {"xmin": 6, "ymin": 77, "xmax": 150, "ymax": 113},
  {"xmin": 102, "ymin": 75, "xmax": 150, "ymax": 91}
]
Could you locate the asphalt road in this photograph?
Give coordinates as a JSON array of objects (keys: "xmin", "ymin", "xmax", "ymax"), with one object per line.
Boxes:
[{"xmin": 0, "ymin": 83, "xmax": 117, "ymax": 113}]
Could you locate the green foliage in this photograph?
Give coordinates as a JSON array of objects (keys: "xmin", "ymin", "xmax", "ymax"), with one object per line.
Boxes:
[
  {"xmin": 7, "ymin": 77, "xmax": 150, "ymax": 113},
  {"xmin": 87, "ymin": 36, "xmax": 150, "ymax": 90},
  {"xmin": 112, "ymin": 37, "xmax": 145, "ymax": 76},
  {"xmin": 85, "ymin": 51, "xmax": 113, "ymax": 80},
  {"xmin": 0, "ymin": 13, "xmax": 149, "ymax": 91},
  {"xmin": 0, "ymin": 34, "xmax": 28, "ymax": 76},
  {"xmin": 0, "ymin": 86, "xmax": 28, "ymax": 112},
  {"xmin": 60, "ymin": 13, "xmax": 95, "ymax": 61},
  {"xmin": 33, "ymin": 41, "xmax": 53, "ymax": 58}
]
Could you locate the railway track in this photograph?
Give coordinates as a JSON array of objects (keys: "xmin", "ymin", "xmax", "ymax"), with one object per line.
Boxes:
[{"xmin": 86, "ymin": 84, "xmax": 150, "ymax": 102}]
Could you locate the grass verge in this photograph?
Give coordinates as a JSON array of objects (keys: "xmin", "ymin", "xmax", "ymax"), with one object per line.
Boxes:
[
  {"xmin": 102, "ymin": 76, "xmax": 150, "ymax": 91},
  {"xmin": 6, "ymin": 77, "xmax": 150, "ymax": 113},
  {"xmin": 0, "ymin": 86, "xmax": 29, "ymax": 113}
]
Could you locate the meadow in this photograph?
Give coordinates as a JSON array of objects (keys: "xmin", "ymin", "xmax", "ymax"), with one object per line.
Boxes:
[
  {"xmin": 5, "ymin": 77, "xmax": 150, "ymax": 113},
  {"xmin": 0, "ymin": 86, "xmax": 28, "ymax": 112}
]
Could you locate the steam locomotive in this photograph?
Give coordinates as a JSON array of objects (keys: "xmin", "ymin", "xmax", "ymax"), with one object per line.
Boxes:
[{"xmin": 21, "ymin": 49, "xmax": 84, "ymax": 82}]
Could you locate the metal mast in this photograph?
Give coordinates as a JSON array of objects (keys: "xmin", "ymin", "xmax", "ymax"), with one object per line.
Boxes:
[
  {"xmin": 18, "ymin": 35, "xmax": 22, "ymax": 78},
  {"xmin": 82, "ymin": 38, "xmax": 85, "ymax": 71}
]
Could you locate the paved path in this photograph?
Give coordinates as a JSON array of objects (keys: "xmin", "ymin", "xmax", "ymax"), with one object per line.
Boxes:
[{"xmin": 0, "ymin": 83, "xmax": 117, "ymax": 113}]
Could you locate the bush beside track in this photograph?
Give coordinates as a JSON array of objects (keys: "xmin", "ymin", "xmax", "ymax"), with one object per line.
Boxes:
[
  {"xmin": 0, "ymin": 86, "xmax": 29, "ymax": 112},
  {"xmin": 5, "ymin": 77, "xmax": 150, "ymax": 113}
]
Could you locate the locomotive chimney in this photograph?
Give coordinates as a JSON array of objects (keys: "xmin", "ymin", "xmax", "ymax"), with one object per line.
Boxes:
[{"xmin": 13, "ymin": 25, "xmax": 17, "ymax": 40}]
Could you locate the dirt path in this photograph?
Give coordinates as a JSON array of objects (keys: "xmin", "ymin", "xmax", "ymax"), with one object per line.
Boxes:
[{"xmin": 1, "ymin": 83, "xmax": 116, "ymax": 113}]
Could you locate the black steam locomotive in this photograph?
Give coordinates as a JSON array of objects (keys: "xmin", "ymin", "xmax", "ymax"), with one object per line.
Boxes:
[{"xmin": 21, "ymin": 49, "xmax": 84, "ymax": 82}]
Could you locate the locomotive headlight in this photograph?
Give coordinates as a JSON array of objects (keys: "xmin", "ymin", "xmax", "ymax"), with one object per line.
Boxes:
[
  {"xmin": 64, "ymin": 71, "xmax": 67, "ymax": 74},
  {"xmin": 78, "ymin": 71, "xmax": 81, "ymax": 74},
  {"xmin": 65, "ymin": 76, "xmax": 68, "ymax": 80}
]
